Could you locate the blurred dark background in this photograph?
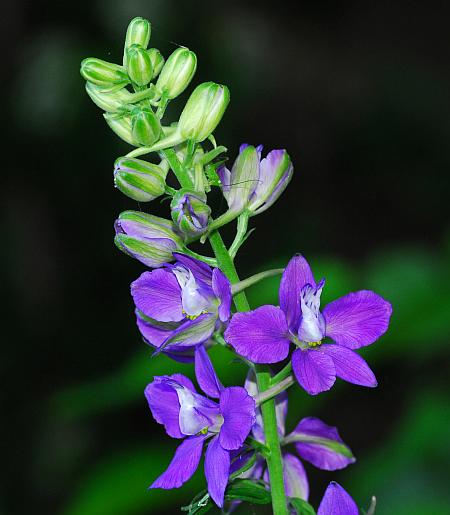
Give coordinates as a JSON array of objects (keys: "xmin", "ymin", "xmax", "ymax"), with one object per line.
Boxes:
[{"xmin": 2, "ymin": 1, "xmax": 450, "ymax": 514}]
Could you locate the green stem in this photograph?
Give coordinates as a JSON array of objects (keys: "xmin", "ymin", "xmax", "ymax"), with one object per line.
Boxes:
[
  {"xmin": 254, "ymin": 375, "xmax": 295, "ymax": 406},
  {"xmin": 229, "ymin": 212, "xmax": 250, "ymax": 259},
  {"xmin": 231, "ymin": 267, "xmax": 284, "ymax": 296},
  {"xmin": 270, "ymin": 361, "xmax": 292, "ymax": 386},
  {"xmin": 208, "ymin": 230, "xmax": 288, "ymax": 515},
  {"xmin": 159, "ymin": 149, "xmax": 194, "ymax": 189}
]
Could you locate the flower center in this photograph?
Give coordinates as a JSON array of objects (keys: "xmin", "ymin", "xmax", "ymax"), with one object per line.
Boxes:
[
  {"xmin": 297, "ymin": 279, "xmax": 326, "ymax": 343},
  {"xmin": 308, "ymin": 340, "xmax": 322, "ymax": 348},
  {"xmin": 173, "ymin": 266, "xmax": 210, "ymax": 318}
]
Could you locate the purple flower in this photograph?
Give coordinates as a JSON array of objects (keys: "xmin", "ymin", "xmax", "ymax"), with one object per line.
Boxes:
[
  {"xmin": 146, "ymin": 346, "xmax": 256, "ymax": 507},
  {"xmin": 318, "ymin": 482, "xmax": 359, "ymax": 515},
  {"xmin": 170, "ymin": 189, "xmax": 211, "ymax": 238},
  {"xmin": 225, "ymin": 255, "xmax": 392, "ymax": 395},
  {"xmin": 132, "ymin": 253, "xmax": 232, "ymax": 360},
  {"xmin": 218, "ymin": 143, "xmax": 293, "ymax": 216},
  {"xmin": 242, "ymin": 372, "xmax": 355, "ymax": 501}
]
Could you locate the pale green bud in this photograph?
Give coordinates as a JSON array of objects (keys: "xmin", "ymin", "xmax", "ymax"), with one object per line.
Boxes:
[
  {"xmin": 126, "ymin": 44, "xmax": 153, "ymax": 86},
  {"xmin": 104, "ymin": 113, "xmax": 136, "ymax": 146},
  {"xmin": 131, "ymin": 107, "xmax": 161, "ymax": 146},
  {"xmin": 124, "ymin": 17, "xmax": 151, "ymax": 65},
  {"xmin": 114, "ymin": 157, "xmax": 167, "ymax": 202},
  {"xmin": 178, "ymin": 82, "xmax": 230, "ymax": 143},
  {"xmin": 171, "ymin": 189, "xmax": 211, "ymax": 237},
  {"xmin": 147, "ymin": 48, "xmax": 164, "ymax": 79},
  {"xmin": 155, "ymin": 47, "xmax": 197, "ymax": 99},
  {"xmin": 85, "ymin": 82, "xmax": 133, "ymax": 112},
  {"xmin": 80, "ymin": 58, "xmax": 129, "ymax": 89}
]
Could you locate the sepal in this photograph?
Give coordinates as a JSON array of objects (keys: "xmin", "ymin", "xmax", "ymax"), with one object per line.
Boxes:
[
  {"xmin": 131, "ymin": 107, "xmax": 162, "ymax": 146},
  {"xmin": 114, "ymin": 157, "xmax": 167, "ymax": 202},
  {"xmin": 126, "ymin": 44, "xmax": 153, "ymax": 86},
  {"xmin": 155, "ymin": 47, "xmax": 197, "ymax": 99},
  {"xmin": 123, "ymin": 17, "xmax": 151, "ymax": 65},
  {"xmin": 80, "ymin": 58, "xmax": 129, "ymax": 88}
]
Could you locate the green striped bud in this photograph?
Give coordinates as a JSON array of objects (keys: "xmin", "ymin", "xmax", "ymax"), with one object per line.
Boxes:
[
  {"xmin": 114, "ymin": 157, "xmax": 167, "ymax": 202},
  {"xmin": 104, "ymin": 113, "xmax": 136, "ymax": 145},
  {"xmin": 85, "ymin": 82, "xmax": 133, "ymax": 112},
  {"xmin": 124, "ymin": 17, "xmax": 151, "ymax": 65},
  {"xmin": 131, "ymin": 107, "xmax": 161, "ymax": 146},
  {"xmin": 178, "ymin": 82, "xmax": 230, "ymax": 143},
  {"xmin": 171, "ymin": 189, "xmax": 211, "ymax": 237},
  {"xmin": 147, "ymin": 48, "xmax": 164, "ymax": 79},
  {"xmin": 126, "ymin": 44, "xmax": 153, "ymax": 86},
  {"xmin": 80, "ymin": 58, "xmax": 129, "ymax": 89},
  {"xmin": 155, "ymin": 47, "xmax": 197, "ymax": 99}
]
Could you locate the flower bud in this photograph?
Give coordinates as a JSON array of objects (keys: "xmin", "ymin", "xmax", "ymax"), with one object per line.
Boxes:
[
  {"xmin": 104, "ymin": 113, "xmax": 136, "ymax": 145},
  {"xmin": 178, "ymin": 82, "xmax": 230, "ymax": 143},
  {"xmin": 131, "ymin": 107, "xmax": 161, "ymax": 146},
  {"xmin": 147, "ymin": 48, "xmax": 164, "ymax": 79},
  {"xmin": 247, "ymin": 149, "xmax": 293, "ymax": 215},
  {"xmin": 155, "ymin": 47, "xmax": 197, "ymax": 99},
  {"xmin": 80, "ymin": 58, "xmax": 129, "ymax": 89},
  {"xmin": 126, "ymin": 44, "xmax": 153, "ymax": 86},
  {"xmin": 114, "ymin": 211, "xmax": 183, "ymax": 267},
  {"xmin": 114, "ymin": 157, "xmax": 167, "ymax": 202},
  {"xmin": 85, "ymin": 82, "xmax": 133, "ymax": 112},
  {"xmin": 124, "ymin": 17, "xmax": 151, "ymax": 65},
  {"xmin": 170, "ymin": 189, "xmax": 211, "ymax": 237}
]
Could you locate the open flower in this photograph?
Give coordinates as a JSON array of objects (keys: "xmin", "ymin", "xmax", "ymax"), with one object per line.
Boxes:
[
  {"xmin": 132, "ymin": 253, "xmax": 231, "ymax": 360},
  {"xmin": 240, "ymin": 373, "xmax": 355, "ymax": 501},
  {"xmin": 318, "ymin": 482, "xmax": 359, "ymax": 515},
  {"xmin": 146, "ymin": 346, "xmax": 256, "ymax": 507},
  {"xmin": 225, "ymin": 255, "xmax": 392, "ymax": 395}
]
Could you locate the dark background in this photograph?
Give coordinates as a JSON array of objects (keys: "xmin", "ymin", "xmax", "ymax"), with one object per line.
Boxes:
[{"xmin": 2, "ymin": 1, "xmax": 450, "ymax": 514}]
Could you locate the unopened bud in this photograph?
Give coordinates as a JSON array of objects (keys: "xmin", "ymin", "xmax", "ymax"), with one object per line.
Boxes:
[
  {"xmin": 114, "ymin": 211, "xmax": 183, "ymax": 267},
  {"xmin": 114, "ymin": 157, "xmax": 167, "ymax": 202},
  {"xmin": 126, "ymin": 44, "xmax": 153, "ymax": 86},
  {"xmin": 155, "ymin": 47, "xmax": 197, "ymax": 99},
  {"xmin": 80, "ymin": 58, "xmax": 128, "ymax": 89},
  {"xmin": 124, "ymin": 17, "xmax": 151, "ymax": 65},
  {"xmin": 131, "ymin": 107, "xmax": 161, "ymax": 146},
  {"xmin": 170, "ymin": 189, "xmax": 211, "ymax": 237},
  {"xmin": 85, "ymin": 82, "xmax": 133, "ymax": 112},
  {"xmin": 178, "ymin": 82, "xmax": 230, "ymax": 143},
  {"xmin": 147, "ymin": 48, "xmax": 164, "ymax": 79},
  {"xmin": 104, "ymin": 113, "xmax": 136, "ymax": 146}
]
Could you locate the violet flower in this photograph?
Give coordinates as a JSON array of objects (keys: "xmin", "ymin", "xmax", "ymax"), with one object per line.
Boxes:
[
  {"xmin": 225, "ymin": 255, "xmax": 392, "ymax": 395},
  {"xmin": 146, "ymin": 346, "xmax": 256, "ymax": 507},
  {"xmin": 318, "ymin": 482, "xmax": 359, "ymax": 515},
  {"xmin": 132, "ymin": 253, "xmax": 231, "ymax": 360},
  {"xmin": 241, "ymin": 373, "xmax": 355, "ymax": 501}
]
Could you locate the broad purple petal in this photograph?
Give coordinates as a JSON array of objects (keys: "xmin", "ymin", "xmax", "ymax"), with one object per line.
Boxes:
[
  {"xmin": 150, "ymin": 434, "xmax": 206, "ymax": 489},
  {"xmin": 204, "ymin": 436, "xmax": 231, "ymax": 508},
  {"xmin": 195, "ymin": 345, "xmax": 223, "ymax": 398},
  {"xmin": 292, "ymin": 348, "xmax": 336, "ymax": 396},
  {"xmin": 225, "ymin": 305, "xmax": 290, "ymax": 364},
  {"xmin": 318, "ymin": 482, "xmax": 358, "ymax": 515},
  {"xmin": 219, "ymin": 387, "xmax": 256, "ymax": 450},
  {"xmin": 172, "ymin": 253, "xmax": 213, "ymax": 285},
  {"xmin": 290, "ymin": 417, "xmax": 355, "ymax": 471},
  {"xmin": 321, "ymin": 344, "xmax": 377, "ymax": 388},
  {"xmin": 212, "ymin": 268, "xmax": 232, "ymax": 322},
  {"xmin": 136, "ymin": 312, "xmax": 176, "ymax": 347},
  {"xmin": 145, "ymin": 374, "xmax": 196, "ymax": 438},
  {"xmin": 283, "ymin": 453, "xmax": 309, "ymax": 500},
  {"xmin": 131, "ymin": 269, "xmax": 183, "ymax": 322},
  {"xmin": 323, "ymin": 290, "xmax": 392, "ymax": 349},
  {"xmin": 279, "ymin": 255, "xmax": 316, "ymax": 332}
]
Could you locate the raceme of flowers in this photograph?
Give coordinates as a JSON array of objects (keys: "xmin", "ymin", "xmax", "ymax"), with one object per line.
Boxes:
[{"xmin": 82, "ymin": 15, "xmax": 391, "ymax": 515}]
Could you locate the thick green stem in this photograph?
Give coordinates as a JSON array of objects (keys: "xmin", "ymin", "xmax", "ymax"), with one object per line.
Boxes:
[
  {"xmin": 208, "ymin": 230, "xmax": 288, "ymax": 515},
  {"xmin": 159, "ymin": 148, "xmax": 194, "ymax": 189}
]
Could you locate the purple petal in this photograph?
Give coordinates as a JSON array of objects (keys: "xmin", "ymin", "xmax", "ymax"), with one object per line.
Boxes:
[
  {"xmin": 131, "ymin": 269, "xmax": 183, "ymax": 322},
  {"xmin": 195, "ymin": 345, "xmax": 223, "ymax": 398},
  {"xmin": 279, "ymin": 255, "xmax": 316, "ymax": 332},
  {"xmin": 289, "ymin": 417, "xmax": 355, "ymax": 471},
  {"xmin": 136, "ymin": 312, "xmax": 175, "ymax": 347},
  {"xmin": 219, "ymin": 387, "xmax": 256, "ymax": 450},
  {"xmin": 292, "ymin": 348, "xmax": 336, "ymax": 396},
  {"xmin": 212, "ymin": 268, "xmax": 232, "ymax": 322},
  {"xmin": 318, "ymin": 482, "xmax": 358, "ymax": 515},
  {"xmin": 283, "ymin": 453, "xmax": 309, "ymax": 500},
  {"xmin": 145, "ymin": 374, "xmax": 196, "ymax": 438},
  {"xmin": 150, "ymin": 435, "xmax": 206, "ymax": 489},
  {"xmin": 204, "ymin": 436, "xmax": 230, "ymax": 508},
  {"xmin": 321, "ymin": 344, "xmax": 377, "ymax": 388},
  {"xmin": 323, "ymin": 290, "xmax": 392, "ymax": 349},
  {"xmin": 217, "ymin": 165, "xmax": 231, "ymax": 202},
  {"xmin": 225, "ymin": 305, "xmax": 290, "ymax": 364},
  {"xmin": 172, "ymin": 253, "xmax": 213, "ymax": 285}
]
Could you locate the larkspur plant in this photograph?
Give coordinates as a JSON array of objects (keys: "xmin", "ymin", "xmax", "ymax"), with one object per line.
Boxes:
[{"xmin": 81, "ymin": 16, "xmax": 391, "ymax": 514}]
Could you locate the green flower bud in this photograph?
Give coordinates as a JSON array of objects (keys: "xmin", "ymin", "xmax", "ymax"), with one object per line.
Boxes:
[
  {"xmin": 178, "ymin": 82, "xmax": 230, "ymax": 143},
  {"xmin": 85, "ymin": 82, "xmax": 133, "ymax": 112},
  {"xmin": 126, "ymin": 44, "xmax": 153, "ymax": 86},
  {"xmin": 131, "ymin": 107, "xmax": 162, "ymax": 146},
  {"xmin": 104, "ymin": 113, "xmax": 136, "ymax": 145},
  {"xmin": 114, "ymin": 157, "xmax": 167, "ymax": 202},
  {"xmin": 155, "ymin": 47, "xmax": 197, "ymax": 99},
  {"xmin": 80, "ymin": 58, "xmax": 129, "ymax": 89},
  {"xmin": 124, "ymin": 17, "xmax": 151, "ymax": 65},
  {"xmin": 147, "ymin": 48, "xmax": 164, "ymax": 79},
  {"xmin": 171, "ymin": 189, "xmax": 211, "ymax": 237}
]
